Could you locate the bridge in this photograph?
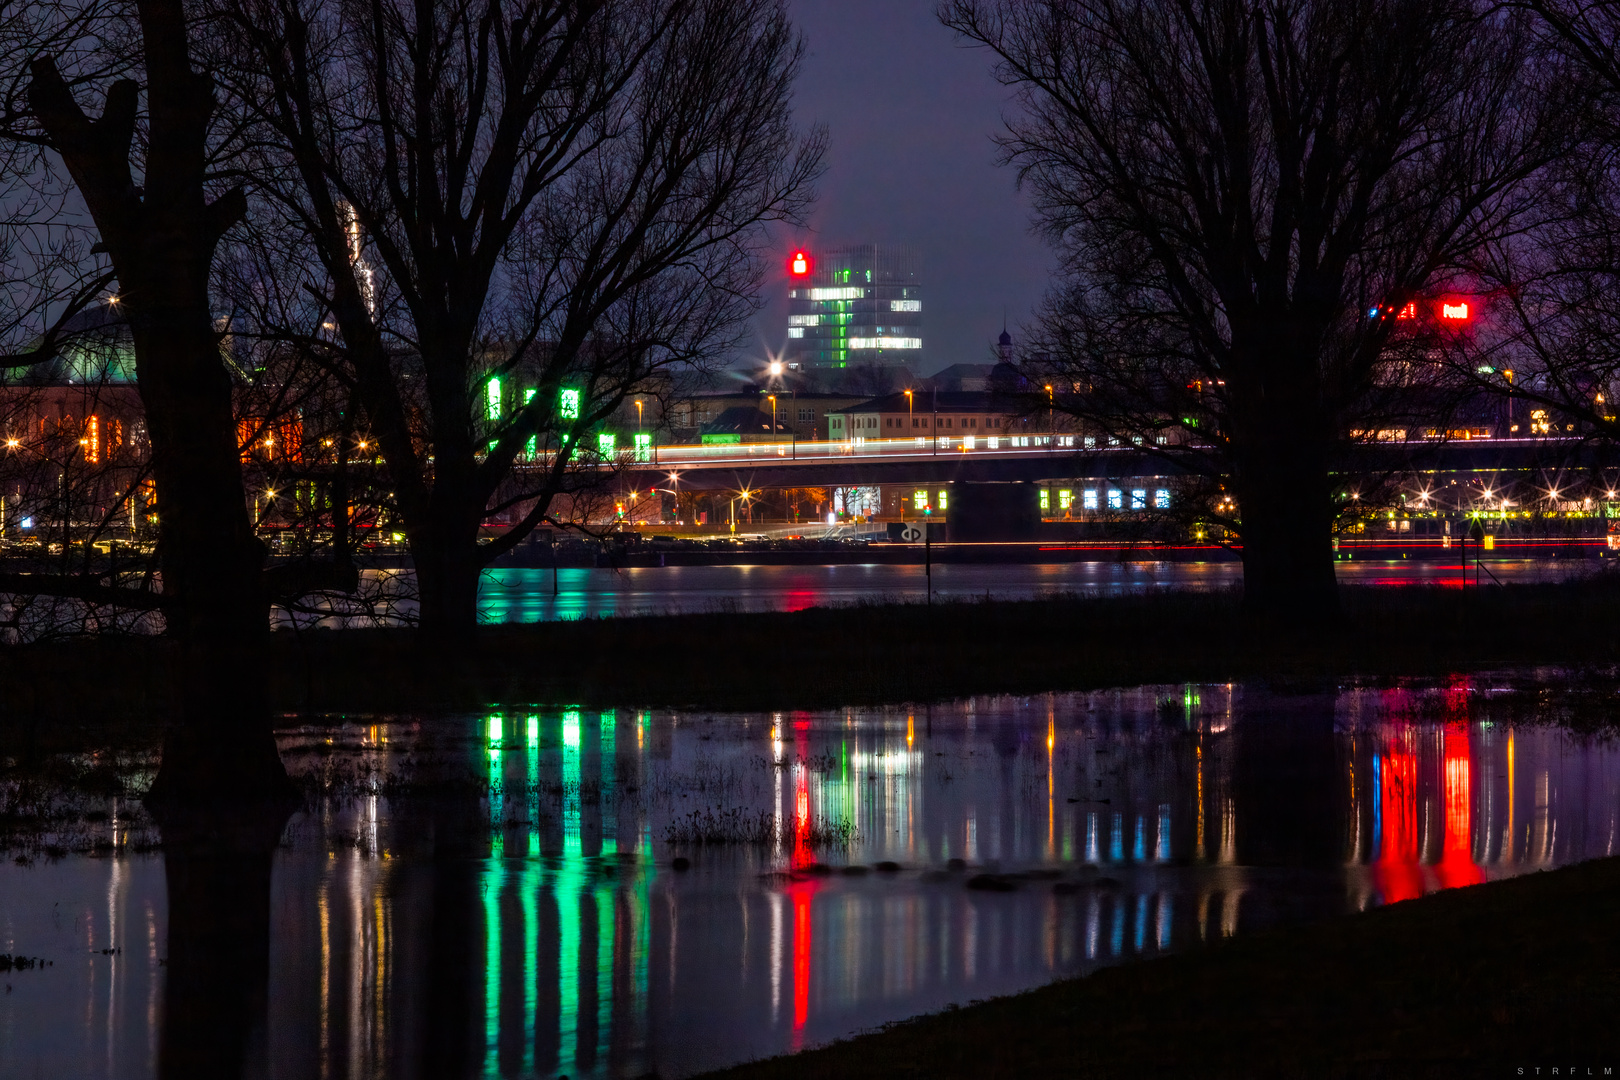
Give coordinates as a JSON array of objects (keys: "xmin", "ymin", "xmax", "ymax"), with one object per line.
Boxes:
[{"xmin": 606, "ymin": 435, "xmax": 1608, "ymax": 492}]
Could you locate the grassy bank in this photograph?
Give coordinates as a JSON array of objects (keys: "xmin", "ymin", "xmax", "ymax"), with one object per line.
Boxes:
[
  {"xmin": 702, "ymin": 856, "xmax": 1620, "ymax": 1079},
  {"xmin": 3, "ymin": 580, "xmax": 1620, "ymax": 727}
]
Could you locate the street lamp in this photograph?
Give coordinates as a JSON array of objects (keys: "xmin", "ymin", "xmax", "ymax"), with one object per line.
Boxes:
[
  {"xmin": 768, "ymin": 394, "xmax": 777, "ymax": 447},
  {"xmin": 1045, "ymin": 385, "xmax": 1054, "ymax": 447},
  {"xmin": 905, "ymin": 389, "xmax": 913, "ymax": 443}
]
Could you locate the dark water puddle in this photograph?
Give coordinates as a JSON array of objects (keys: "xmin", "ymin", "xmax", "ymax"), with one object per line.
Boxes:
[{"xmin": 2, "ymin": 673, "xmax": 1618, "ymax": 1077}]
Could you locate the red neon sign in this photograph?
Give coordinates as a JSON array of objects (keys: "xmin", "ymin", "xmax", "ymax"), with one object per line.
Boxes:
[
  {"xmin": 789, "ymin": 250, "xmax": 811, "ymax": 277},
  {"xmin": 1439, "ymin": 299, "xmax": 1471, "ymax": 321}
]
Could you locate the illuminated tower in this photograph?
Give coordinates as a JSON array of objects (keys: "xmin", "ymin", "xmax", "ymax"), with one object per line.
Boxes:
[{"xmin": 785, "ymin": 244, "xmax": 921, "ymax": 369}]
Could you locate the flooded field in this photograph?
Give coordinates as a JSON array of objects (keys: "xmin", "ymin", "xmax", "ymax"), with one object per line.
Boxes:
[{"xmin": 2, "ymin": 675, "xmax": 1617, "ymax": 1078}]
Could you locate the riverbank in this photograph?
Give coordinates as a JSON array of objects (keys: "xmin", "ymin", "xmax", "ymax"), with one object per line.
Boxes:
[
  {"xmin": 702, "ymin": 855, "xmax": 1620, "ymax": 1079},
  {"xmin": 3, "ymin": 579, "xmax": 1620, "ymax": 726}
]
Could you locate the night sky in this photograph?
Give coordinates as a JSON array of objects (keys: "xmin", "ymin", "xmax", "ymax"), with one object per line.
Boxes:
[{"xmin": 745, "ymin": 0, "xmax": 1054, "ymax": 375}]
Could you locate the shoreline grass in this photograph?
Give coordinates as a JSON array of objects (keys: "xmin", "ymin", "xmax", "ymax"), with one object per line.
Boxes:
[
  {"xmin": 699, "ymin": 855, "xmax": 1620, "ymax": 1079},
  {"xmin": 1, "ymin": 581, "xmax": 1619, "ymax": 729}
]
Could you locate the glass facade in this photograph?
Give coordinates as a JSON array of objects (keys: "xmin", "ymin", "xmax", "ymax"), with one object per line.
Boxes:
[{"xmin": 786, "ymin": 244, "xmax": 921, "ymax": 369}]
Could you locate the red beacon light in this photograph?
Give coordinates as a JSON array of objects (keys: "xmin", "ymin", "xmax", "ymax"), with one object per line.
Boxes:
[{"xmin": 789, "ymin": 249, "xmax": 811, "ymax": 277}]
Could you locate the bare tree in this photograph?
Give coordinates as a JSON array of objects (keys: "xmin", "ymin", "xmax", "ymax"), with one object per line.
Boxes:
[
  {"xmin": 214, "ymin": 0, "xmax": 822, "ymax": 637},
  {"xmin": 940, "ymin": 0, "xmax": 1568, "ymax": 623},
  {"xmin": 0, "ymin": 0, "xmax": 299, "ymax": 801},
  {"xmin": 1441, "ymin": 3, "xmax": 1620, "ymax": 457}
]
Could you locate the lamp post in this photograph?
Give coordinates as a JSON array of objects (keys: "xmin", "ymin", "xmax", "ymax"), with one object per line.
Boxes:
[
  {"xmin": 768, "ymin": 394, "xmax": 777, "ymax": 449},
  {"xmin": 905, "ymin": 389, "xmax": 913, "ymax": 444},
  {"xmin": 931, "ymin": 388, "xmax": 937, "ymax": 456},
  {"xmin": 1045, "ymin": 384, "xmax": 1054, "ymax": 448}
]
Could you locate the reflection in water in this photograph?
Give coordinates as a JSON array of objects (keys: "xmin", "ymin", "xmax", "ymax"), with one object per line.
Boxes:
[
  {"xmin": 4, "ymin": 679, "xmax": 1620, "ymax": 1077},
  {"xmin": 288, "ymin": 560, "xmax": 1593, "ymax": 628}
]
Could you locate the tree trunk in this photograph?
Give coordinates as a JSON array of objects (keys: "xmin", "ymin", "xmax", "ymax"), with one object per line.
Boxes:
[
  {"xmin": 29, "ymin": 0, "xmax": 289, "ymax": 805},
  {"xmin": 134, "ymin": 295, "xmax": 282, "ymax": 803},
  {"xmin": 1231, "ymin": 427, "xmax": 1341, "ymax": 629},
  {"xmin": 412, "ymin": 528, "xmax": 486, "ymax": 641}
]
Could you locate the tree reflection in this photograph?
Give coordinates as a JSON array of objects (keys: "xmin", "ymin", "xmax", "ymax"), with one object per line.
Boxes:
[{"xmin": 153, "ymin": 798, "xmax": 292, "ymax": 1080}]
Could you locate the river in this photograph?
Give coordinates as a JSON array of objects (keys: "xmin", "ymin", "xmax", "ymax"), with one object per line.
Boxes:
[{"xmin": 1, "ymin": 673, "xmax": 1615, "ymax": 1077}]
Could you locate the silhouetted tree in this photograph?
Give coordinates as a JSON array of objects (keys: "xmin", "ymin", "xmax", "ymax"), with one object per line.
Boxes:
[
  {"xmin": 216, "ymin": 0, "xmax": 823, "ymax": 637},
  {"xmin": 940, "ymin": 0, "xmax": 1568, "ymax": 624},
  {"xmin": 1441, "ymin": 2, "xmax": 1620, "ymax": 450},
  {"xmin": 0, "ymin": 0, "xmax": 305, "ymax": 800}
]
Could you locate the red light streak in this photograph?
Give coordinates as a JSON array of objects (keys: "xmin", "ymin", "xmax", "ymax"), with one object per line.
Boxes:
[
  {"xmin": 792, "ymin": 885, "xmax": 813, "ymax": 1043},
  {"xmin": 1437, "ymin": 723, "xmax": 1484, "ymax": 890},
  {"xmin": 1374, "ymin": 736, "xmax": 1424, "ymax": 904}
]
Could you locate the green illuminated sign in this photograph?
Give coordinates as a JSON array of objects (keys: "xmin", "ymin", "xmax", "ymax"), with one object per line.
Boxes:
[{"xmin": 560, "ymin": 387, "xmax": 581, "ymax": 420}]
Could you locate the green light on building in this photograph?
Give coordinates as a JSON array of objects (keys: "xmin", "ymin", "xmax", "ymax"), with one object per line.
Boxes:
[
  {"xmin": 560, "ymin": 387, "xmax": 581, "ymax": 420},
  {"xmin": 597, "ymin": 433, "xmax": 615, "ymax": 455},
  {"xmin": 486, "ymin": 377, "xmax": 502, "ymax": 421}
]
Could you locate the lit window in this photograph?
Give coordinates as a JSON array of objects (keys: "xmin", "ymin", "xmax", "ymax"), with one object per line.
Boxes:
[
  {"xmin": 559, "ymin": 387, "xmax": 581, "ymax": 420},
  {"xmin": 847, "ymin": 337, "xmax": 922, "ymax": 350},
  {"xmin": 1040, "ymin": 490, "xmax": 1051, "ymax": 510},
  {"xmin": 788, "ymin": 327, "xmax": 804, "ymax": 338},
  {"xmin": 890, "ymin": 300, "xmax": 921, "ymax": 312},
  {"xmin": 1082, "ymin": 490, "xmax": 1098, "ymax": 510},
  {"xmin": 788, "ymin": 314, "xmax": 821, "ymax": 326},
  {"xmin": 938, "ymin": 491, "xmax": 948, "ymax": 510},
  {"xmin": 1059, "ymin": 490, "xmax": 1072, "ymax": 509},
  {"xmin": 597, "ymin": 433, "xmax": 616, "ymax": 454},
  {"xmin": 634, "ymin": 432, "xmax": 652, "ymax": 461},
  {"xmin": 914, "ymin": 490, "xmax": 928, "ymax": 510},
  {"xmin": 1084, "ymin": 435, "xmax": 1096, "ymax": 448},
  {"xmin": 1154, "ymin": 489, "xmax": 1170, "ymax": 509},
  {"xmin": 1108, "ymin": 489, "xmax": 1123, "ymax": 510},
  {"xmin": 1131, "ymin": 489, "xmax": 1147, "ymax": 509},
  {"xmin": 486, "ymin": 377, "xmax": 502, "ymax": 421},
  {"xmin": 808, "ymin": 287, "xmax": 865, "ymax": 301}
]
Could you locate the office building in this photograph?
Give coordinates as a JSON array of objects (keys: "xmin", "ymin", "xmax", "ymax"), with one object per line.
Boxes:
[{"xmin": 785, "ymin": 243, "xmax": 921, "ymax": 369}]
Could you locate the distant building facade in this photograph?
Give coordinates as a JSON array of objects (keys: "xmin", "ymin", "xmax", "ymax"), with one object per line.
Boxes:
[{"xmin": 785, "ymin": 244, "xmax": 921, "ymax": 370}]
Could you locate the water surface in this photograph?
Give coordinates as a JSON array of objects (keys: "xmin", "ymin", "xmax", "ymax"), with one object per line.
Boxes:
[{"xmin": 2, "ymin": 677, "xmax": 1616, "ymax": 1078}]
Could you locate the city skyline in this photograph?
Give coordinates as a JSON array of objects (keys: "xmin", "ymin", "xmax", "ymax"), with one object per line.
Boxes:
[{"xmin": 749, "ymin": 0, "xmax": 1051, "ymax": 374}]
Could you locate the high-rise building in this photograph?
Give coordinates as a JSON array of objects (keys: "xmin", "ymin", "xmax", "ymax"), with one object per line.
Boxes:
[{"xmin": 785, "ymin": 244, "xmax": 921, "ymax": 369}]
